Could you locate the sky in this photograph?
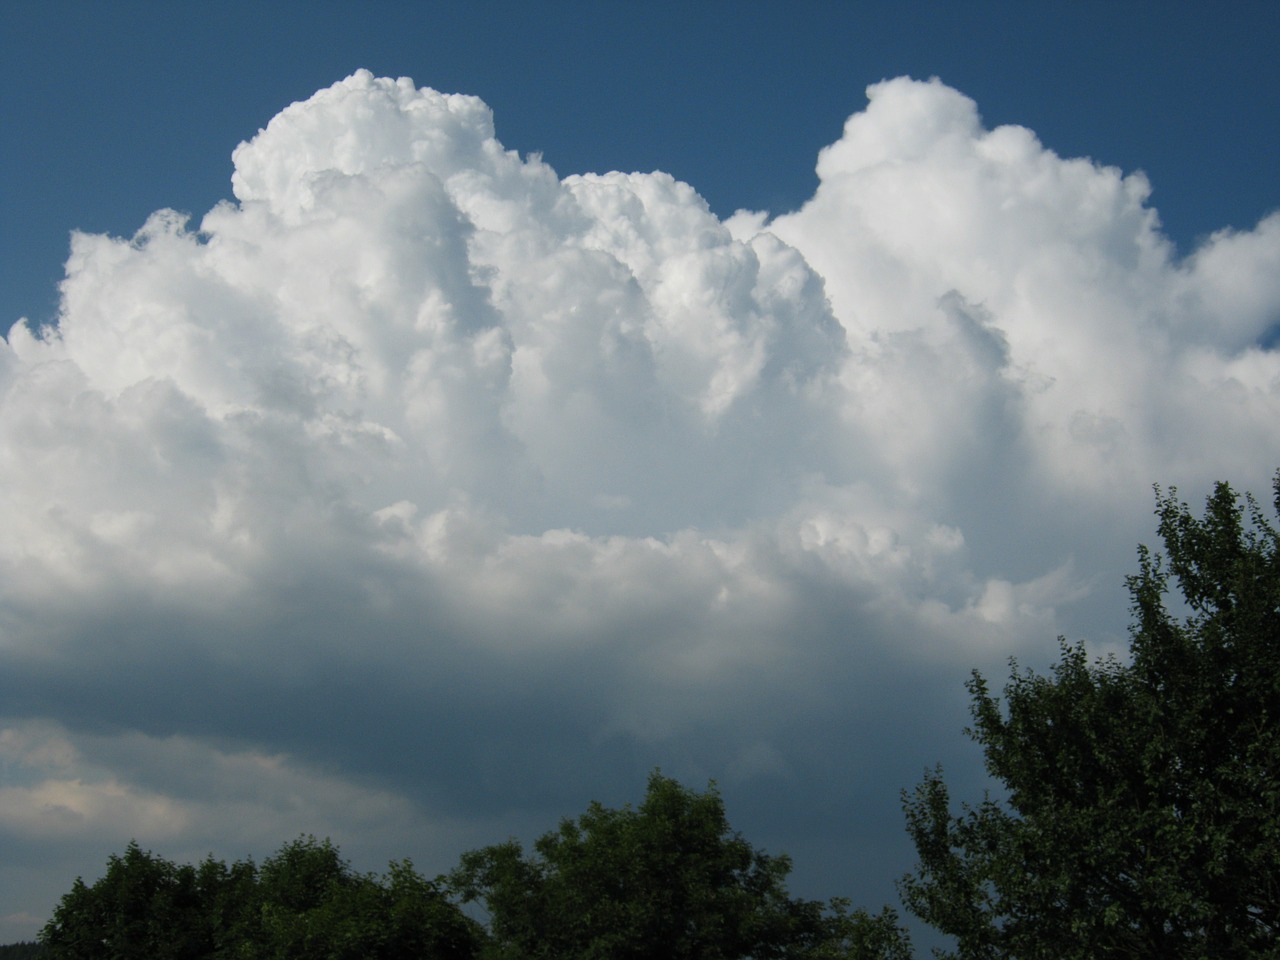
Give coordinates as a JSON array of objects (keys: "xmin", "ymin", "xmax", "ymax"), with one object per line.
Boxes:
[{"xmin": 2, "ymin": 0, "xmax": 1279, "ymax": 948}]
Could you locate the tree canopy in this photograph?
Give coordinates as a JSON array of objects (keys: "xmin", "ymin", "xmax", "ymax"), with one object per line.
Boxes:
[
  {"xmin": 39, "ymin": 780, "xmax": 909, "ymax": 960},
  {"xmin": 900, "ymin": 476, "xmax": 1280, "ymax": 958},
  {"xmin": 39, "ymin": 837, "xmax": 481, "ymax": 960},
  {"xmin": 448, "ymin": 770, "xmax": 909, "ymax": 960},
  {"xmin": 0, "ymin": 943, "xmax": 46, "ymax": 959}
]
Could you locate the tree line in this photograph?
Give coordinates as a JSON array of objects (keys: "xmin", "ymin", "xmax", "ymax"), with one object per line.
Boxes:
[{"xmin": 32, "ymin": 476, "xmax": 1280, "ymax": 958}]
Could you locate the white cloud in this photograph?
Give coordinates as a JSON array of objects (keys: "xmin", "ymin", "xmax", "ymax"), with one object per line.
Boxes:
[
  {"xmin": 767, "ymin": 76, "xmax": 1279, "ymax": 514},
  {"xmin": 1, "ymin": 69, "xmax": 1277, "ymax": 940}
]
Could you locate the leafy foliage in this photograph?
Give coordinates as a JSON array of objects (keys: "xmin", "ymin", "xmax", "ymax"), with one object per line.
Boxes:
[
  {"xmin": 39, "ymin": 837, "xmax": 481, "ymax": 960},
  {"xmin": 900, "ymin": 475, "xmax": 1280, "ymax": 958},
  {"xmin": 38, "ymin": 843, "xmax": 214, "ymax": 960},
  {"xmin": 448, "ymin": 770, "xmax": 909, "ymax": 960},
  {"xmin": 259, "ymin": 836, "xmax": 481, "ymax": 960},
  {"xmin": 38, "ymin": 776, "xmax": 908, "ymax": 960}
]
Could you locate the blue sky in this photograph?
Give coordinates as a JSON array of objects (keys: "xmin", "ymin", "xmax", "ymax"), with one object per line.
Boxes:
[
  {"xmin": 5, "ymin": 1, "xmax": 1278, "ymax": 328},
  {"xmin": 1, "ymin": 1, "xmax": 1279, "ymax": 950}
]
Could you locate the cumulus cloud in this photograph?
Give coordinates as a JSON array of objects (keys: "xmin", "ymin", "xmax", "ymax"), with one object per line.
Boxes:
[
  {"xmin": 1, "ymin": 70, "xmax": 1277, "ymax": 939},
  {"xmin": 768, "ymin": 78, "xmax": 1279, "ymax": 512}
]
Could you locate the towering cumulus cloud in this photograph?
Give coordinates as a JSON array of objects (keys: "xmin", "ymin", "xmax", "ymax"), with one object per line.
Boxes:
[{"xmin": 1, "ymin": 71, "xmax": 1277, "ymax": 938}]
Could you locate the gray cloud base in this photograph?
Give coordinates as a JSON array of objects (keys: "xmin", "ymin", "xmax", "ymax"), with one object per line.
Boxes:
[{"xmin": 1, "ymin": 70, "xmax": 1278, "ymax": 941}]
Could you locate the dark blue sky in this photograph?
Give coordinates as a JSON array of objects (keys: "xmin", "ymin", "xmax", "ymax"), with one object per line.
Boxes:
[{"xmin": 4, "ymin": 0, "xmax": 1278, "ymax": 331}]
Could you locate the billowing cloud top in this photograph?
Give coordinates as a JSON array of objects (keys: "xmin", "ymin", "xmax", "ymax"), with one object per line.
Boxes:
[{"xmin": 1, "ymin": 70, "xmax": 1277, "ymax": 940}]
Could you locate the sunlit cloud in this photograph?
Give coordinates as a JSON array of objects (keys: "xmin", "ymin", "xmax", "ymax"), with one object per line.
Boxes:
[{"xmin": 2, "ymin": 69, "xmax": 1276, "ymax": 942}]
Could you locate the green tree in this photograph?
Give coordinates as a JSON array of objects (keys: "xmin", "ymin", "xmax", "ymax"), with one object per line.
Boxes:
[
  {"xmin": 449, "ymin": 770, "xmax": 910, "ymax": 960},
  {"xmin": 40, "ymin": 837, "xmax": 480, "ymax": 960},
  {"xmin": 0, "ymin": 943, "xmax": 48, "ymax": 959},
  {"xmin": 256, "ymin": 836, "xmax": 481, "ymax": 960},
  {"xmin": 900, "ymin": 476, "xmax": 1280, "ymax": 958},
  {"xmin": 380, "ymin": 859, "xmax": 486, "ymax": 960},
  {"xmin": 194, "ymin": 854, "xmax": 261, "ymax": 959},
  {"xmin": 40, "ymin": 843, "xmax": 212, "ymax": 960}
]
